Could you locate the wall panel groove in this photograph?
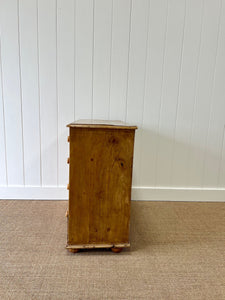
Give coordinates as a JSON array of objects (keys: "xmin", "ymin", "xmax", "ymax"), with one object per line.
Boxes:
[
  {"xmin": 0, "ymin": 0, "xmax": 24, "ymax": 186},
  {"xmin": 19, "ymin": 0, "xmax": 42, "ymax": 186},
  {"xmin": 17, "ymin": 0, "xmax": 25, "ymax": 185},
  {"xmin": 36, "ymin": 0, "xmax": 42, "ymax": 187},
  {"xmin": 0, "ymin": 39, "xmax": 8, "ymax": 186},
  {"xmin": 124, "ymin": 0, "xmax": 133, "ymax": 123},
  {"xmin": 73, "ymin": 0, "xmax": 76, "ymax": 121},
  {"xmin": 136, "ymin": 0, "xmax": 151, "ymax": 187},
  {"xmin": 171, "ymin": 0, "xmax": 204, "ymax": 187},
  {"xmin": 202, "ymin": 0, "xmax": 223, "ymax": 188},
  {"xmin": 38, "ymin": 0, "xmax": 58, "ymax": 186},
  {"xmin": 171, "ymin": 0, "xmax": 187, "ymax": 182},
  {"xmin": 126, "ymin": 0, "xmax": 150, "ymax": 186},
  {"xmin": 92, "ymin": 0, "xmax": 113, "ymax": 119},
  {"xmin": 56, "ymin": 0, "xmax": 59, "ymax": 186},
  {"xmin": 107, "ymin": 0, "xmax": 113, "ymax": 120},
  {"xmin": 186, "ymin": 0, "xmax": 205, "ymax": 187},
  {"xmin": 91, "ymin": 0, "xmax": 95, "ymax": 119},
  {"xmin": 153, "ymin": 0, "xmax": 169, "ymax": 187},
  {"xmin": 218, "ymin": 125, "xmax": 225, "ymax": 187},
  {"xmin": 187, "ymin": 0, "xmax": 222, "ymax": 187},
  {"xmin": 57, "ymin": 0, "xmax": 75, "ymax": 186}
]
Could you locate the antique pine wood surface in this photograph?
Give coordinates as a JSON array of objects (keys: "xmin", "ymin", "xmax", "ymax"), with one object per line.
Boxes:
[
  {"xmin": 66, "ymin": 121, "xmax": 136, "ymax": 250},
  {"xmin": 67, "ymin": 119, "xmax": 138, "ymax": 130}
]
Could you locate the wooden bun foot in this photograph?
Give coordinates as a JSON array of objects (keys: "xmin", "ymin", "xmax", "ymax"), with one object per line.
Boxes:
[
  {"xmin": 68, "ymin": 248, "xmax": 79, "ymax": 253},
  {"xmin": 111, "ymin": 247, "xmax": 123, "ymax": 253}
]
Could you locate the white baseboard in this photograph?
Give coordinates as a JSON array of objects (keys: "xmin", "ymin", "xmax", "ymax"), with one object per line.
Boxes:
[
  {"xmin": 132, "ymin": 187, "xmax": 225, "ymax": 202},
  {"xmin": 0, "ymin": 186, "xmax": 67, "ymax": 200},
  {"xmin": 0, "ymin": 186, "xmax": 225, "ymax": 201}
]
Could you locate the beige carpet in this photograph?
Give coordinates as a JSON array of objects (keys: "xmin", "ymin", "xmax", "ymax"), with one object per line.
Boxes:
[{"xmin": 0, "ymin": 200, "xmax": 224, "ymax": 300}]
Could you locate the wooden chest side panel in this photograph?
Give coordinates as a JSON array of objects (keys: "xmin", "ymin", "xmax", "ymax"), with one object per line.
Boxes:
[{"xmin": 68, "ymin": 128, "xmax": 135, "ymax": 245}]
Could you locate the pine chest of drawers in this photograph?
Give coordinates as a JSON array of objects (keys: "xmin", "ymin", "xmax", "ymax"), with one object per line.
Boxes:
[{"xmin": 66, "ymin": 120, "xmax": 137, "ymax": 253}]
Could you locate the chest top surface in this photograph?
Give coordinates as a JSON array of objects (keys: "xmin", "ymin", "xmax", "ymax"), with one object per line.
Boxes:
[{"xmin": 67, "ymin": 119, "xmax": 137, "ymax": 130}]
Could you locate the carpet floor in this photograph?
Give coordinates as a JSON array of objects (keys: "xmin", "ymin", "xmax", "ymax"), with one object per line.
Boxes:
[{"xmin": 0, "ymin": 200, "xmax": 224, "ymax": 300}]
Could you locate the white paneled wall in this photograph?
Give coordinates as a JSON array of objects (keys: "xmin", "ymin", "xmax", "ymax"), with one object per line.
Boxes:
[{"xmin": 0, "ymin": 0, "xmax": 225, "ymax": 201}]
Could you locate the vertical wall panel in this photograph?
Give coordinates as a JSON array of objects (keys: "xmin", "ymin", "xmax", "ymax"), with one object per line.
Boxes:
[
  {"xmin": 38, "ymin": 0, "xmax": 57, "ymax": 186},
  {"xmin": 171, "ymin": 0, "xmax": 204, "ymax": 187},
  {"xmin": 19, "ymin": 0, "xmax": 41, "ymax": 186},
  {"xmin": 109, "ymin": 0, "xmax": 131, "ymax": 121},
  {"xmin": 92, "ymin": 0, "xmax": 113, "ymax": 119},
  {"xmin": 57, "ymin": 0, "xmax": 75, "ymax": 186},
  {"xmin": 126, "ymin": 0, "xmax": 150, "ymax": 186},
  {"xmin": 155, "ymin": 0, "xmax": 186, "ymax": 187},
  {"xmin": 187, "ymin": 0, "xmax": 222, "ymax": 187},
  {"xmin": 0, "ymin": 0, "xmax": 24, "ymax": 185},
  {"xmin": 0, "ymin": 41, "xmax": 7, "ymax": 186},
  {"xmin": 218, "ymin": 127, "xmax": 225, "ymax": 187},
  {"xmin": 74, "ymin": 0, "xmax": 94, "ymax": 120},
  {"xmin": 140, "ymin": 0, "xmax": 169, "ymax": 187},
  {"xmin": 203, "ymin": 1, "xmax": 225, "ymax": 188}
]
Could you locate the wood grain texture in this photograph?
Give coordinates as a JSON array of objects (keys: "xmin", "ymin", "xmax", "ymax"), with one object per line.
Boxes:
[{"xmin": 67, "ymin": 126, "xmax": 136, "ymax": 246}]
